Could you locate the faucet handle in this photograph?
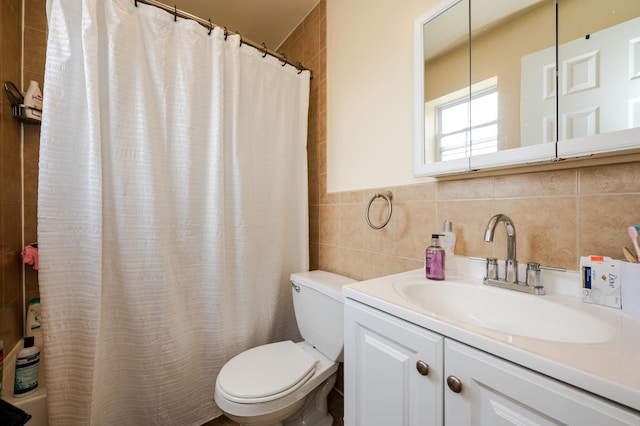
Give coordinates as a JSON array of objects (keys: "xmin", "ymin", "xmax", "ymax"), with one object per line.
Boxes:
[
  {"xmin": 485, "ymin": 257, "xmax": 498, "ymax": 280},
  {"xmin": 525, "ymin": 262, "xmax": 541, "ymax": 288},
  {"xmin": 505, "ymin": 259, "xmax": 518, "ymax": 284}
]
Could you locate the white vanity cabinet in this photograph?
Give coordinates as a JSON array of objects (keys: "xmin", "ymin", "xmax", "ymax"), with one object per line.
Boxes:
[
  {"xmin": 345, "ymin": 298, "xmax": 640, "ymax": 426},
  {"xmin": 344, "ymin": 299, "xmax": 444, "ymax": 426}
]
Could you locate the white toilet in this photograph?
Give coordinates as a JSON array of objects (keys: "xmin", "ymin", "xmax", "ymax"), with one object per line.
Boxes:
[{"xmin": 214, "ymin": 270, "xmax": 355, "ymax": 426}]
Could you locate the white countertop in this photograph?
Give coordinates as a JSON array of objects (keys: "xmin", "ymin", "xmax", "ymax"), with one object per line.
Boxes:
[{"xmin": 342, "ymin": 257, "xmax": 640, "ymax": 412}]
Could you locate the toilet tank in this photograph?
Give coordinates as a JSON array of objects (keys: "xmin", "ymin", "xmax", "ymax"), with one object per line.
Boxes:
[{"xmin": 290, "ymin": 270, "xmax": 356, "ymax": 362}]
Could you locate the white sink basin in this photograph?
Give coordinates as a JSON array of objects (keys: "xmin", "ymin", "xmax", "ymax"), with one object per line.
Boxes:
[{"xmin": 393, "ymin": 278, "xmax": 616, "ymax": 343}]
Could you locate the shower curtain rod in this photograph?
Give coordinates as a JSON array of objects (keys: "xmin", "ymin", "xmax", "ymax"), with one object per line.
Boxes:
[{"xmin": 134, "ymin": 0, "xmax": 312, "ymax": 77}]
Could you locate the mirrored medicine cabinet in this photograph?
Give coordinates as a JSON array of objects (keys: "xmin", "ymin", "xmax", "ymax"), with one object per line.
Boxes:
[{"xmin": 414, "ymin": 0, "xmax": 640, "ymax": 177}]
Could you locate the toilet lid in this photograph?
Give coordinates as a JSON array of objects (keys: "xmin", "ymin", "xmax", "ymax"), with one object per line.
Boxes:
[{"xmin": 216, "ymin": 341, "xmax": 317, "ymax": 403}]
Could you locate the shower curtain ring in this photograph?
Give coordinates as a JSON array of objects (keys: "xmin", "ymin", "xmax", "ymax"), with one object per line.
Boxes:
[
  {"xmin": 208, "ymin": 18, "xmax": 213, "ymax": 35},
  {"xmin": 238, "ymin": 32, "xmax": 243, "ymax": 46},
  {"xmin": 134, "ymin": 0, "xmax": 138, "ymax": 6},
  {"xmin": 281, "ymin": 53, "xmax": 287, "ymax": 66},
  {"xmin": 296, "ymin": 62, "xmax": 304, "ymax": 74},
  {"xmin": 224, "ymin": 27, "xmax": 228, "ymax": 40},
  {"xmin": 173, "ymin": 5, "xmax": 177, "ymax": 21},
  {"xmin": 261, "ymin": 43, "xmax": 268, "ymax": 58}
]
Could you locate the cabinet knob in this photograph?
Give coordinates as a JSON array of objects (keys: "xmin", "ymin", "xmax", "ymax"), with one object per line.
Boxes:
[
  {"xmin": 447, "ymin": 375, "xmax": 462, "ymax": 393},
  {"xmin": 416, "ymin": 360, "xmax": 430, "ymax": 376}
]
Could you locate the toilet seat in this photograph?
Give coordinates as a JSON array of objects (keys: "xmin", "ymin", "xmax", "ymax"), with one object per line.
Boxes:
[{"xmin": 216, "ymin": 341, "xmax": 317, "ymax": 404}]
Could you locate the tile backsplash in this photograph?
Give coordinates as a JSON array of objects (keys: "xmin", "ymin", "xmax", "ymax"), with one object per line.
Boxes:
[{"xmin": 309, "ymin": 163, "xmax": 640, "ymax": 281}]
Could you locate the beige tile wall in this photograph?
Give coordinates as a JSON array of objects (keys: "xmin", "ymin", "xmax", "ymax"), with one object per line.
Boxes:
[
  {"xmin": 23, "ymin": 0, "xmax": 45, "ymax": 309},
  {"xmin": 281, "ymin": 0, "xmax": 640, "ymax": 283},
  {"xmin": 0, "ymin": 0, "xmax": 45, "ymax": 353},
  {"xmin": 311, "ymin": 163, "xmax": 640, "ymax": 281},
  {"xmin": 0, "ymin": 0, "xmax": 25, "ymax": 352}
]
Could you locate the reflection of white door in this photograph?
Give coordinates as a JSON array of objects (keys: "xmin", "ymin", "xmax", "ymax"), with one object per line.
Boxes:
[
  {"xmin": 559, "ymin": 17, "xmax": 640, "ymax": 139},
  {"xmin": 521, "ymin": 17, "xmax": 640, "ymax": 145},
  {"xmin": 521, "ymin": 45, "xmax": 556, "ymax": 146}
]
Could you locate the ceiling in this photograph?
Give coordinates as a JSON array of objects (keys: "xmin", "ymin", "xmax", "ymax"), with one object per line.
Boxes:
[{"xmin": 166, "ymin": 0, "xmax": 320, "ymax": 50}]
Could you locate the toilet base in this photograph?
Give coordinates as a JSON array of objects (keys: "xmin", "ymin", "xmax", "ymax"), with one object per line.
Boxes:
[{"xmin": 283, "ymin": 373, "xmax": 336, "ymax": 426}]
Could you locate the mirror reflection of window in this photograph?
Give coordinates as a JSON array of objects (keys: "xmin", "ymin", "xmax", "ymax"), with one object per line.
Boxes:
[{"xmin": 433, "ymin": 81, "xmax": 498, "ymax": 162}]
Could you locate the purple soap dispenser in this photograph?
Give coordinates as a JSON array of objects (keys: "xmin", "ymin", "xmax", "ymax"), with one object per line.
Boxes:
[{"xmin": 425, "ymin": 234, "xmax": 445, "ymax": 280}]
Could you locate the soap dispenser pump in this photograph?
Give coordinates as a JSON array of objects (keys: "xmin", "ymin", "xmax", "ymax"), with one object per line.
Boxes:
[{"xmin": 425, "ymin": 234, "xmax": 445, "ymax": 281}]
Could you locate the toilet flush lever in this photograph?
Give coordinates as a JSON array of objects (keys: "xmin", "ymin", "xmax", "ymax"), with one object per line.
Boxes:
[{"xmin": 291, "ymin": 281, "xmax": 300, "ymax": 292}]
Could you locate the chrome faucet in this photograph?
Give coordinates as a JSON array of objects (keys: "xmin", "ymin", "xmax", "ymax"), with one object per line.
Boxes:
[
  {"xmin": 484, "ymin": 214, "xmax": 518, "ymax": 284},
  {"xmin": 483, "ymin": 214, "xmax": 544, "ymax": 295}
]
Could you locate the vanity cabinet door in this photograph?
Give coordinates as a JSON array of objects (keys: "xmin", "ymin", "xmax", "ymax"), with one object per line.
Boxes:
[
  {"xmin": 344, "ymin": 299, "xmax": 444, "ymax": 426},
  {"xmin": 444, "ymin": 339, "xmax": 640, "ymax": 425}
]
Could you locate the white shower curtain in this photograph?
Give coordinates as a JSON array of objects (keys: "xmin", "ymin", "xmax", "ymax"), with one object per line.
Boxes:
[{"xmin": 38, "ymin": 0, "xmax": 310, "ymax": 424}]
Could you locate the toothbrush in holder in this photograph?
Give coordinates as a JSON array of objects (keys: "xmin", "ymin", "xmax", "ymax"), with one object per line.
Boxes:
[{"xmin": 628, "ymin": 226, "xmax": 640, "ymax": 261}]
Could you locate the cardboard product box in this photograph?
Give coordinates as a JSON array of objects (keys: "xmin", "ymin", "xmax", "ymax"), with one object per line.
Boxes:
[
  {"xmin": 620, "ymin": 261, "xmax": 640, "ymax": 318},
  {"xmin": 581, "ymin": 255, "xmax": 621, "ymax": 309}
]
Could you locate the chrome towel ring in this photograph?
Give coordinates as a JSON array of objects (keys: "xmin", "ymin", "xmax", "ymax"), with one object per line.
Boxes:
[{"xmin": 366, "ymin": 191, "xmax": 393, "ymax": 230}]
